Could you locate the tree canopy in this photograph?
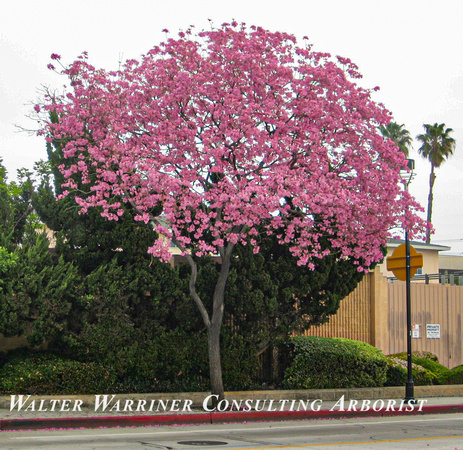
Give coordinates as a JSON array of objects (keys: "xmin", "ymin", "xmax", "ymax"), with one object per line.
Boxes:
[
  {"xmin": 39, "ymin": 23, "xmax": 425, "ymax": 267},
  {"xmin": 417, "ymin": 123, "xmax": 456, "ymax": 243},
  {"xmin": 37, "ymin": 22, "xmax": 427, "ymax": 398},
  {"xmin": 0, "ymin": 160, "xmax": 78, "ymax": 343},
  {"xmin": 379, "ymin": 122, "xmax": 412, "ymax": 158}
]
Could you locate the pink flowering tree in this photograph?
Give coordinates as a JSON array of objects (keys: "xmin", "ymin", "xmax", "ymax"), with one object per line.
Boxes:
[{"xmin": 39, "ymin": 23, "xmax": 426, "ymax": 400}]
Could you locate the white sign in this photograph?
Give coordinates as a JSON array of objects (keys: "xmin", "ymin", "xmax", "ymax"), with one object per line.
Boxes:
[
  {"xmin": 426, "ymin": 324, "xmax": 441, "ymax": 339},
  {"xmin": 412, "ymin": 323, "xmax": 420, "ymax": 339}
]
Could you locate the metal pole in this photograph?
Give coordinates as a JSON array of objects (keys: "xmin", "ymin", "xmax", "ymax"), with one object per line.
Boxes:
[
  {"xmin": 404, "ymin": 229, "xmax": 415, "ymax": 402},
  {"xmin": 403, "ymin": 158, "xmax": 416, "ymax": 403}
]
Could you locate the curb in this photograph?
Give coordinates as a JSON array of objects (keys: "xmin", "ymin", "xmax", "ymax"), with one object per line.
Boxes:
[
  {"xmin": 210, "ymin": 404, "xmax": 463, "ymax": 424},
  {"xmin": 1, "ymin": 385, "xmax": 462, "ymax": 409},
  {"xmin": 1, "ymin": 404, "xmax": 462, "ymax": 431}
]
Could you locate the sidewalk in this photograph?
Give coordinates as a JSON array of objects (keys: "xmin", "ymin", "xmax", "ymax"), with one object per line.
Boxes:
[{"xmin": 1, "ymin": 386, "xmax": 462, "ymax": 431}]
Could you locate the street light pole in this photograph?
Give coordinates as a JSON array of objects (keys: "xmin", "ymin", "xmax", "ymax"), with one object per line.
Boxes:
[
  {"xmin": 403, "ymin": 159, "xmax": 415, "ymax": 403},
  {"xmin": 404, "ymin": 228, "xmax": 415, "ymax": 401}
]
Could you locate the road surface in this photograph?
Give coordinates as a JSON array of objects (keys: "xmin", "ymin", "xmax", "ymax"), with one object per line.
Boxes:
[{"xmin": 1, "ymin": 413, "xmax": 462, "ymax": 449}]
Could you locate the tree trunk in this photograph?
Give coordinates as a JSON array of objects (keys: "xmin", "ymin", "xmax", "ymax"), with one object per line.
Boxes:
[
  {"xmin": 178, "ymin": 237, "xmax": 234, "ymax": 406},
  {"xmin": 206, "ymin": 243, "xmax": 234, "ymax": 404},
  {"xmin": 207, "ymin": 321, "xmax": 224, "ymax": 405},
  {"xmin": 426, "ymin": 164, "xmax": 436, "ymax": 244},
  {"xmin": 152, "ymin": 225, "xmax": 234, "ymax": 405}
]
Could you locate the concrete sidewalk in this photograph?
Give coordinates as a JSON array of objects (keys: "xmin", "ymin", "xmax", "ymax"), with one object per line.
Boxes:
[{"xmin": 1, "ymin": 385, "xmax": 462, "ymax": 431}]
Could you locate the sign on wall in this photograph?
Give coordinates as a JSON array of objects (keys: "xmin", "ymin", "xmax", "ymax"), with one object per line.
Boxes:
[
  {"xmin": 426, "ymin": 324, "xmax": 441, "ymax": 339},
  {"xmin": 412, "ymin": 323, "xmax": 420, "ymax": 339}
]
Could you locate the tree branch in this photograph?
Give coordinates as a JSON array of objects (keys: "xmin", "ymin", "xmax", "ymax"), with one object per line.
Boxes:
[{"xmin": 171, "ymin": 236, "xmax": 211, "ymax": 329}]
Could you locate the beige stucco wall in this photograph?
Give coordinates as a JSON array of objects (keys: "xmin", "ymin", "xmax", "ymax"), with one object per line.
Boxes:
[{"xmin": 440, "ymin": 254, "xmax": 463, "ymax": 271}]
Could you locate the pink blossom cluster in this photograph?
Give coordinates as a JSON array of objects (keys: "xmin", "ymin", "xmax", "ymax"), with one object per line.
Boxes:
[{"xmin": 39, "ymin": 23, "xmax": 427, "ymax": 269}]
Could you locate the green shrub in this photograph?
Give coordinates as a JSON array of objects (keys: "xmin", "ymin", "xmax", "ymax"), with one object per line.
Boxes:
[
  {"xmin": 220, "ymin": 332, "xmax": 262, "ymax": 391},
  {"xmin": 102, "ymin": 329, "xmax": 210, "ymax": 394},
  {"xmin": 281, "ymin": 337, "xmax": 388, "ymax": 389},
  {"xmin": 413, "ymin": 358, "xmax": 450, "ymax": 384},
  {"xmin": 390, "ymin": 351, "xmax": 439, "ymax": 362},
  {"xmin": 440, "ymin": 365, "xmax": 463, "ymax": 385},
  {"xmin": 386, "ymin": 352, "xmax": 449, "ymax": 384},
  {"xmin": 60, "ymin": 362, "xmax": 115, "ymax": 394},
  {"xmin": 62, "ymin": 326, "xmax": 210, "ymax": 393},
  {"xmin": 0, "ymin": 351, "xmax": 115, "ymax": 395},
  {"xmin": 385, "ymin": 357, "xmax": 437, "ymax": 386}
]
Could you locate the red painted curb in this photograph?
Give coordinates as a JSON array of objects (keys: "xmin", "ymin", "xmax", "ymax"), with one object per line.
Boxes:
[
  {"xmin": 210, "ymin": 404, "xmax": 463, "ymax": 423},
  {"xmin": 0, "ymin": 413, "xmax": 213, "ymax": 431},
  {"xmin": 1, "ymin": 404, "xmax": 461, "ymax": 431}
]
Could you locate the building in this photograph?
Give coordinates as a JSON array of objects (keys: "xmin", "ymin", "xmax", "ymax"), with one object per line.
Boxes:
[{"xmin": 439, "ymin": 254, "xmax": 463, "ymax": 275}]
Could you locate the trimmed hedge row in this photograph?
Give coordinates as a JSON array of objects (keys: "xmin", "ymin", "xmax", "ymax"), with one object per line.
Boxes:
[
  {"xmin": 385, "ymin": 351, "xmax": 463, "ymax": 386},
  {"xmin": 385, "ymin": 356, "xmax": 437, "ymax": 386},
  {"xmin": 280, "ymin": 338, "xmax": 462, "ymax": 390},
  {"xmin": 442, "ymin": 365, "xmax": 463, "ymax": 384},
  {"xmin": 0, "ymin": 350, "xmax": 115, "ymax": 394},
  {"xmin": 281, "ymin": 337, "xmax": 388, "ymax": 389},
  {"xmin": 0, "ymin": 338, "xmax": 254, "ymax": 395},
  {"xmin": 1, "ymin": 341, "xmax": 462, "ymax": 394}
]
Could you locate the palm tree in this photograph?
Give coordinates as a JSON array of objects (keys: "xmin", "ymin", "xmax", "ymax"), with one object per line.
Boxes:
[
  {"xmin": 379, "ymin": 122, "xmax": 413, "ymax": 157},
  {"xmin": 417, "ymin": 123, "xmax": 456, "ymax": 243}
]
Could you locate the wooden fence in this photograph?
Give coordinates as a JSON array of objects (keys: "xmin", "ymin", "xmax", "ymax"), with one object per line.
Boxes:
[
  {"xmin": 301, "ymin": 274, "xmax": 373, "ymax": 344},
  {"xmin": 301, "ymin": 268, "xmax": 463, "ymax": 368},
  {"xmin": 388, "ymin": 282, "xmax": 462, "ymax": 368}
]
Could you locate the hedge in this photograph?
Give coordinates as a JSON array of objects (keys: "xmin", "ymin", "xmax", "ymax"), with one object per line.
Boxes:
[
  {"xmin": 390, "ymin": 351, "xmax": 439, "ymax": 362},
  {"xmin": 438, "ymin": 365, "xmax": 463, "ymax": 385},
  {"xmin": 281, "ymin": 336, "xmax": 388, "ymax": 389},
  {"xmin": 385, "ymin": 352, "xmax": 451, "ymax": 386},
  {"xmin": 0, "ymin": 333, "xmax": 258, "ymax": 394},
  {"xmin": 384, "ymin": 357, "xmax": 437, "ymax": 386},
  {"xmin": 0, "ymin": 350, "xmax": 115, "ymax": 395},
  {"xmin": 412, "ymin": 358, "xmax": 449, "ymax": 384}
]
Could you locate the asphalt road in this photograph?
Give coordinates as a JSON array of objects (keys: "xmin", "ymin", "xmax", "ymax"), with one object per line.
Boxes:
[{"xmin": 1, "ymin": 413, "xmax": 462, "ymax": 449}]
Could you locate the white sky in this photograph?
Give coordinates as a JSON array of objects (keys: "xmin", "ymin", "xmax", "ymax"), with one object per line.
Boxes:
[{"xmin": 1, "ymin": 0, "xmax": 462, "ymax": 254}]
